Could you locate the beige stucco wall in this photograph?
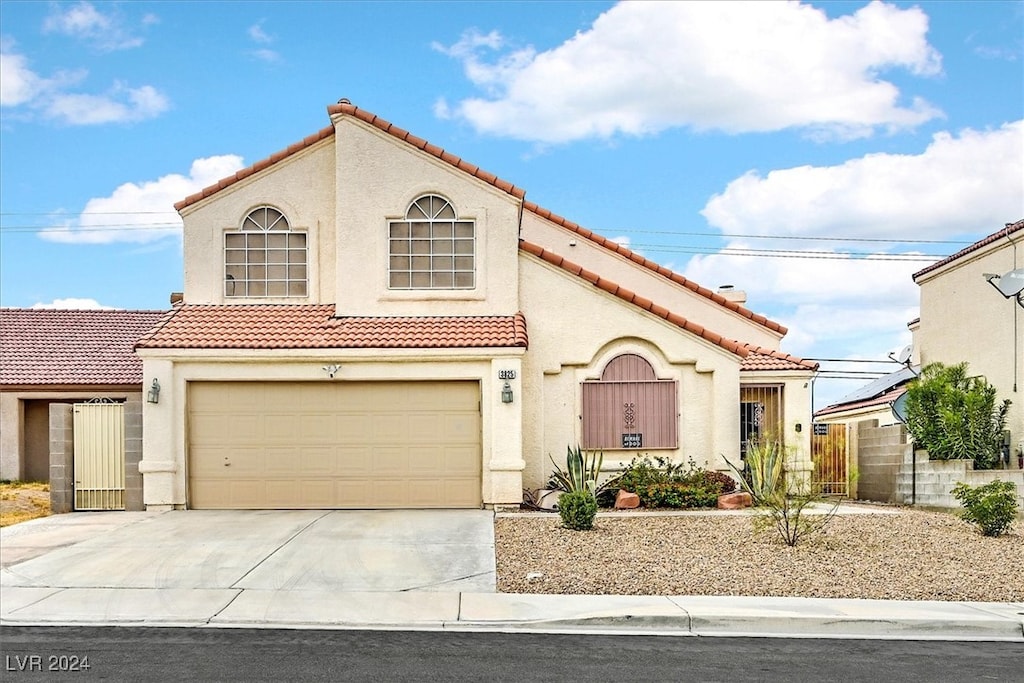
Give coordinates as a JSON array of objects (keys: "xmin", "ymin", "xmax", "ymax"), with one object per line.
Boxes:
[
  {"xmin": 0, "ymin": 389, "xmax": 141, "ymax": 481},
  {"xmin": 521, "ymin": 211, "xmax": 783, "ymax": 350},
  {"xmin": 915, "ymin": 231, "xmax": 1023, "ymax": 464},
  {"xmin": 180, "ymin": 139, "xmax": 336, "ymax": 305},
  {"xmin": 518, "ymin": 252, "xmax": 748, "ymax": 489},
  {"xmin": 138, "ymin": 349, "xmax": 526, "ymax": 510},
  {"xmin": 331, "ymin": 117, "xmax": 521, "ymax": 317}
]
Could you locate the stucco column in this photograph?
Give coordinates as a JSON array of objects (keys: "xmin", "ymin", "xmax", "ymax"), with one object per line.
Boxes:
[
  {"xmin": 486, "ymin": 357, "xmax": 524, "ymax": 506},
  {"xmin": 138, "ymin": 359, "xmax": 180, "ymax": 510}
]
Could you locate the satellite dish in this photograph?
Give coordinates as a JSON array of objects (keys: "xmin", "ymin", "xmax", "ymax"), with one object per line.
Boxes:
[
  {"xmin": 896, "ymin": 345, "xmax": 912, "ymax": 364},
  {"xmin": 987, "ymin": 268, "xmax": 1024, "ymax": 298},
  {"xmin": 891, "ymin": 393, "xmax": 909, "ymax": 424}
]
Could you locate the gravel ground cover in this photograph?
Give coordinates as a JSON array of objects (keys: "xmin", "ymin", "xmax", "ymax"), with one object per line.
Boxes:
[{"xmin": 494, "ymin": 507, "xmax": 1024, "ymax": 601}]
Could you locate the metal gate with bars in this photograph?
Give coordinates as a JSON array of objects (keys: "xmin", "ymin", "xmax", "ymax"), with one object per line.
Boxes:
[
  {"xmin": 811, "ymin": 422, "xmax": 848, "ymax": 496},
  {"xmin": 73, "ymin": 400, "xmax": 126, "ymax": 510}
]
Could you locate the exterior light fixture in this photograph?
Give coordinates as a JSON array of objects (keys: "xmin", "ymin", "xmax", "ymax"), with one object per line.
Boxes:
[
  {"xmin": 501, "ymin": 381, "xmax": 514, "ymax": 404},
  {"xmin": 147, "ymin": 378, "xmax": 161, "ymax": 404},
  {"xmin": 322, "ymin": 364, "xmax": 341, "ymax": 379}
]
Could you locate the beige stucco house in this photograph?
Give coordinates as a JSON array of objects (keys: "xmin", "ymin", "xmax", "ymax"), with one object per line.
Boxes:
[
  {"xmin": 911, "ymin": 219, "xmax": 1024, "ymax": 464},
  {"xmin": 136, "ymin": 101, "xmax": 817, "ymax": 511}
]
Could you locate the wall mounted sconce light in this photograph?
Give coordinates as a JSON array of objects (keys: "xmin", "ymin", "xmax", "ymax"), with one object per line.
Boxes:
[
  {"xmin": 501, "ymin": 381, "xmax": 514, "ymax": 404},
  {"xmin": 147, "ymin": 378, "xmax": 161, "ymax": 404},
  {"xmin": 322, "ymin": 364, "xmax": 341, "ymax": 379}
]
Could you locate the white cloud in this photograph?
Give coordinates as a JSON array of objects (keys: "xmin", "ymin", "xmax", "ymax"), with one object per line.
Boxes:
[
  {"xmin": 40, "ymin": 155, "xmax": 246, "ymax": 244},
  {"xmin": 32, "ymin": 298, "xmax": 115, "ymax": 310},
  {"xmin": 702, "ymin": 121, "xmax": 1024, "ymax": 240},
  {"xmin": 43, "ymin": 1, "xmax": 146, "ymax": 51},
  {"xmin": 437, "ymin": 1, "xmax": 942, "ymax": 143},
  {"xmin": 247, "ymin": 20, "xmax": 281, "ymax": 62},
  {"xmin": 0, "ymin": 46, "xmax": 168, "ymax": 125}
]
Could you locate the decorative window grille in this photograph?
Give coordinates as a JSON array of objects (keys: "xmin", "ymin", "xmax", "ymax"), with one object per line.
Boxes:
[
  {"xmin": 388, "ymin": 195, "xmax": 475, "ymax": 289},
  {"xmin": 739, "ymin": 384, "xmax": 784, "ymax": 458},
  {"xmin": 225, "ymin": 206, "xmax": 307, "ymax": 297},
  {"xmin": 581, "ymin": 354, "xmax": 678, "ymax": 450}
]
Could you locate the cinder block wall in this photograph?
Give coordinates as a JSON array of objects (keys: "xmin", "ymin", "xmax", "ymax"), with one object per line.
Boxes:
[
  {"xmin": 48, "ymin": 404, "xmax": 74, "ymax": 513},
  {"xmin": 855, "ymin": 420, "xmax": 906, "ymax": 504},
  {"xmin": 123, "ymin": 397, "xmax": 143, "ymax": 511},
  {"xmin": 897, "ymin": 452, "xmax": 1024, "ymax": 510}
]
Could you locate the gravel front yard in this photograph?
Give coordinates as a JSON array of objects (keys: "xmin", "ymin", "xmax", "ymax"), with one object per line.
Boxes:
[{"xmin": 494, "ymin": 507, "xmax": 1024, "ymax": 602}]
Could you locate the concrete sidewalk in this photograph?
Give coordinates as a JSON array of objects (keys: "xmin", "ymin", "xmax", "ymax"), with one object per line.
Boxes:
[{"xmin": 2, "ymin": 510, "xmax": 1022, "ymax": 641}]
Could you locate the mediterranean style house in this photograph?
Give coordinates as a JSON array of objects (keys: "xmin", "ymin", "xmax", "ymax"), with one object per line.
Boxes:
[{"xmin": 135, "ymin": 101, "xmax": 817, "ymax": 510}]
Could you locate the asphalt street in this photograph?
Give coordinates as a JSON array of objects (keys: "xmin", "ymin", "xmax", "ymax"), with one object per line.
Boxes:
[{"xmin": 3, "ymin": 627, "xmax": 1023, "ymax": 682}]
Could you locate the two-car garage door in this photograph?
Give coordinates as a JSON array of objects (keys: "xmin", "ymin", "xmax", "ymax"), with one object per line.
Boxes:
[{"xmin": 187, "ymin": 381, "xmax": 481, "ymax": 509}]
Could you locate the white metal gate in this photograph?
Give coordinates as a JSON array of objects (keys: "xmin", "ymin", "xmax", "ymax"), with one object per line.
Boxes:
[{"xmin": 73, "ymin": 401, "xmax": 125, "ymax": 510}]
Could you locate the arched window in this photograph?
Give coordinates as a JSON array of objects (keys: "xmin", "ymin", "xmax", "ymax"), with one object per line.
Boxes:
[
  {"xmin": 388, "ymin": 195, "xmax": 475, "ymax": 290},
  {"xmin": 224, "ymin": 206, "xmax": 307, "ymax": 297},
  {"xmin": 581, "ymin": 353, "xmax": 678, "ymax": 449}
]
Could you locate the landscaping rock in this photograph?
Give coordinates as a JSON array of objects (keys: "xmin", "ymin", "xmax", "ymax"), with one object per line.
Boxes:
[
  {"xmin": 614, "ymin": 490, "xmax": 641, "ymax": 509},
  {"xmin": 717, "ymin": 492, "xmax": 753, "ymax": 509}
]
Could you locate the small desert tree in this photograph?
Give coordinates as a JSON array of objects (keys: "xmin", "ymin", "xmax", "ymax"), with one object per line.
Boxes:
[{"xmin": 904, "ymin": 362, "xmax": 1010, "ymax": 470}]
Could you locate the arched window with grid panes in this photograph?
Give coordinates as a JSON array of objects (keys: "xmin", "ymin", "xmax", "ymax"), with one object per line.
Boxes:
[
  {"xmin": 581, "ymin": 353, "xmax": 678, "ymax": 450},
  {"xmin": 224, "ymin": 206, "xmax": 307, "ymax": 298},
  {"xmin": 388, "ymin": 195, "xmax": 475, "ymax": 289}
]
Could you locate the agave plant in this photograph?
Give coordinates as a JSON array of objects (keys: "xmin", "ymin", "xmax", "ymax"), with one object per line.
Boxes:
[
  {"xmin": 724, "ymin": 438, "xmax": 784, "ymax": 503},
  {"xmin": 549, "ymin": 445, "xmax": 613, "ymax": 496}
]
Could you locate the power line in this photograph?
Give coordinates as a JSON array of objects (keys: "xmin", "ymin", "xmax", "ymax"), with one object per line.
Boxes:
[{"xmin": 614, "ymin": 227, "xmax": 971, "ymax": 245}]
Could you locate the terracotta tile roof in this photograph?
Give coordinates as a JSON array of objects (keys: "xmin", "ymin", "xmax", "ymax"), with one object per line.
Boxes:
[
  {"xmin": 814, "ymin": 385, "xmax": 906, "ymax": 418},
  {"xmin": 175, "ymin": 102, "xmax": 526, "ymax": 212},
  {"xmin": 134, "ymin": 305, "xmax": 529, "ymax": 350},
  {"xmin": 739, "ymin": 345, "xmax": 819, "ymax": 371},
  {"xmin": 0, "ymin": 308, "xmax": 167, "ymax": 386},
  {"xmin": 524, "ymin": 202, "xmax": 788, "ymax": 336},
  {"xmin": 913, "ymin": 219, "xmax": 1023, "ymax": 280},
  {"xmin": 520, "ymin": 240, "xmax": 751, "ymax": 358}
]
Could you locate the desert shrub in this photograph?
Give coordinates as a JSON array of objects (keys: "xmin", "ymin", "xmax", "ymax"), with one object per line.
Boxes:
[
  {"xmin": 615, "ymin": 456, "xmax": 674, "ymax": 493},
  {"xmin": 951, "ymin": 480, "xmax": 1019, "ymax": 537},
  {"xmin": 905, "ymin": 362, "xmax": 1010, "ymax": 470},
  {"xmin": 637, "ymin": 483, "xmax": 718, "ymax": 509},
  {"xmin": 692, "ymin": 470, "xmax": 737, "ymax": 495},
  {"xmin": 558, "ymin": 490, "xmax": 598, "ymax": 530},
  {"xmin": 549, "ymin": 445, "xmax": 617, "ymax": 496}
]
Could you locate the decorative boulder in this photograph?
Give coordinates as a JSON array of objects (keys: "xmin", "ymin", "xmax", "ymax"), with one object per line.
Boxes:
[
  {"xmin": 717, "ymin": 492, "xmax": 753, "ymax": 510},
  {"xmin": 536, "ymin": 489, "xmax": 563, "ymax": 511},
  {"xmin": 614, "ymin": 489, "xmax": 641, "ymax": 509}
]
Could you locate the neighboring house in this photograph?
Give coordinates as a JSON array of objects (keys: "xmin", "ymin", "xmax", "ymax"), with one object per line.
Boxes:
[
  {"xmin": 815, "ymin": 220, "xmax": 1024, "ymax": 505},
  {"xmin": 814, "ymin": 366, "xmax": 917, "ymax": 429},
  {"xmin": 0, "ymin": 309, "xmax": 166, "ymax": 510},
  {"xmin": 912, "ymin": 219, "xmax": 1024, "ymax": 464},
  {"xmin": 135, "ymin": 101, "xmax": 817, "ymax": 511}
]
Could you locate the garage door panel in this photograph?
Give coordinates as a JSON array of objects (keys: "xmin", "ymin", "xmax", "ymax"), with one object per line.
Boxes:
[{"xmin": 188, "ymin": 381, "xmax": 481, "ymax": 509}]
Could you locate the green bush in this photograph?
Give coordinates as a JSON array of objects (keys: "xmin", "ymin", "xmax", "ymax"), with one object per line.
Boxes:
[
  {"xmin": 691, "ymin": 470, "xmax": 737, "ymax": 495},
  {"xmin": 637, "ymin": 483, "xmax": 718, "ymax": 509},
  {"xmin": 558, "ymin": 490, "xmax": 598, "ymax": 530},
  {"xmin": 615, "ymin": 456, "xmax": 676, "ymax": 493},
  {"xmin": 951, "ymin": 480, "xmax": 1019, "ymax": 537},
  {"xmin": 905, "ymin": 363, "xmax": 1011, "ymax": 470}
]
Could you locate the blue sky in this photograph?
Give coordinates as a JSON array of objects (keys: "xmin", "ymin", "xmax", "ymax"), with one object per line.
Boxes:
[{"xmin": 1, "ymin": 1, "xmax": 1021, "ymax": 408}]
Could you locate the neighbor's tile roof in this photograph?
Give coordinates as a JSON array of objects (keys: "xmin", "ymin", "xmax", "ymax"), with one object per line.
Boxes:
[
  {"xmin": 814, "ymin": 385, "xmax": 906, "ymax": 418},
  {"xmin": 0, "ymin": 308, "xmax": 167, "ymax": 386},
  {"xmin": 913, "ymin": 219, "xmax": 1023, "ymax": 280},
  {"xmin": 174, "ymin": 101, "xmax": 784, "ymax": 335},
  {"xmin": 524, "ymin": 202, "xmax": 787, "ymax": 336},
  {"xmin": 134, "ymin": 305, "xmax": 529, "ymax": 350}
]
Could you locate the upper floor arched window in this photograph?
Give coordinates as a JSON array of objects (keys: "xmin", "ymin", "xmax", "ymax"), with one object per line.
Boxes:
[
  {"xmin": 388, "ymin": 194, "xmax": 475, "ymax": 290},
  {"xmin": 224, "ymin": 206, "xmax": 307, "ymax": 298}
]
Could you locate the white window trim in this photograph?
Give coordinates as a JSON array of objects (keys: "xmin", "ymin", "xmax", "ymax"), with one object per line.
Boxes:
[{"xmin": 224, "ymin": 206, "xmax": 309, "ymax": 299}]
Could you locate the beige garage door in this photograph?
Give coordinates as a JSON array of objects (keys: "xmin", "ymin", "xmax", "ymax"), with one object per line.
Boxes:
[{"xmin": 188, "ymin": 381, "xmax": 481, "ymax": 509}]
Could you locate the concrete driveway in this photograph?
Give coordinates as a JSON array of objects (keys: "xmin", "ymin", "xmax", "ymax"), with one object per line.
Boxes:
[{"xmin": 1, "ymin": 509, "xmax": 496, "ymax": 593}]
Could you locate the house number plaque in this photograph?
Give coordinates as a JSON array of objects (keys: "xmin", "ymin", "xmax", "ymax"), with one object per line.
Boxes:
[
  {"xmin": 622, "ymin": 433, "xmax": 642, "ymax": 448},
  {"xmin": 498, "ymin": 370, "xmax": 517, "ymax": 380}
]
